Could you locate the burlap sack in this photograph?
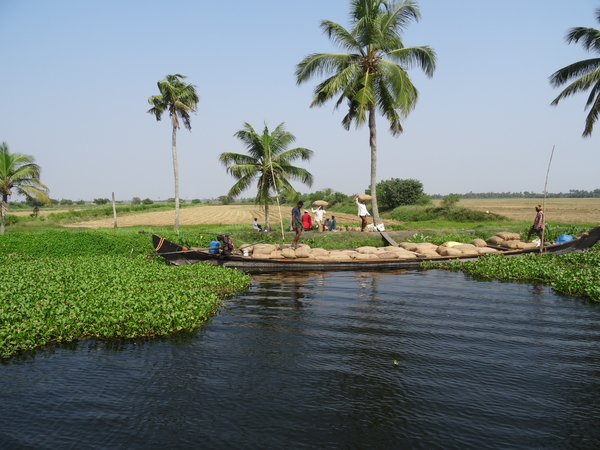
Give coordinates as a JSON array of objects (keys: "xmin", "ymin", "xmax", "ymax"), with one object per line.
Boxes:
[
  {"xmin": 377, "ymin": 252, "xmax": 400, "ymax": 259},
  {"xmin": 396, "ymin": 251, "xmax": 418, "ymax": 259},
  {"xmin": 281, "ymin": 248, "xmax": 297, "ymax": 258},
  {"xmin": 440, "ymin": 241, "xmax": 462, "ymax": 248},
  {"xmin": 496, "ymin": 232, "xmax": 522, "ymax": 241},
  {"xmin": 310, "ymin": 248, "xmax": 329, "ymax": 256},
  {"xmin": 438, "ymin": 247, "xmax": 463, "ymax": 257},
  {"xmin": 454, "ymin": 244, "xmax": 477, "ymax": 251},
  {"xmin": 240, "ymin": 244, "xmax": 253, "ymax": 254},
  {"xmin": 475, "ymin": 247, "xmax": 498, "ymax": 254},
  {"xmin": 417, "ymin": 250, "xmax": 440, "ymax": 257},
  {"xmin": 312, "ymin": 200, "xmax": 328, "ymax": 207},
  {"xmin": 460, "ymin": 248, "xmax": 479, "ymax": 256},
  {"xmin": 399, "ymin": 242, "xmax": 419, "ymax": 251},
  {"xmin": 252, "ymin": 244, "xmax": 277, "ymax": 255},
  {"xmin": 352, "ymin": 253, "xmax": 380, "ymax": 260},
  {"xmin": 523, "ymin": 242, "xmax": 539, "ymax": 249},
  {"xmin": 486, "ymin": 236, "xmax": 504, "ymax": 245},
  {"xmin": 329, "ymin": 252, "xmax": 351, "ymax": 259},
  {"xmin": 269, "ymin": 251, "xmax": 284, "ymax": 259},
  {"xmin": 501, "ymin": 240, "xmax": 524, "ymax": 249},
  {"xmin": 470, "ymin": 239, "xmax": 487, "ymax": 247},
  {"xmin": 356, "ymin": 194, "xmax": 372, "ymax": 202},
  {"xmin": 416, "ymin": 243, "xmax": 438, "ymax": 251},
  {"xmin": 314, "ymin": 255, "xmax": 331, "ymax": 260},
  {"xmin": 356, "ymin": 246, "xmax": 378, "ymax": 254},
  {"xmin": 295, "ymin": 247, "xmax": 310, "ymax": 258}
]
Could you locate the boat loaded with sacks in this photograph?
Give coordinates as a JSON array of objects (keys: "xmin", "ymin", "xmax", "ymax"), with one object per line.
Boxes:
[{"xmin": 150, "ymin": 226, "xmax": 600, "ymax": 272}]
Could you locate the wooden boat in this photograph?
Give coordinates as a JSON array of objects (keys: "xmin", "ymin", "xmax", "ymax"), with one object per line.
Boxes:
[{"xmin": 150, "ymin": 226, "xmax": 600, "ymax": 272}]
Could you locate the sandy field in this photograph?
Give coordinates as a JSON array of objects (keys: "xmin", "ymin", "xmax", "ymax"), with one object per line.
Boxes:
[
  {"xmin": 65, "ymin": 204, "xmax": 377, "ymax": 229},
  {"xmin": 453, "ymin": 198, "xmax": 600, "ymax": 224}
]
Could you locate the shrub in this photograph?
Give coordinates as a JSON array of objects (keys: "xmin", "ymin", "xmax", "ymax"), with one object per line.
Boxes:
[
  {"xmin": 131, "ymin": 197, "xmax": 141, "ymax": 205},
  {"xmin": 142, "ymin": 198, "xmax": 154, "ymax": 205},
  {"xmin": 376, "ymin": 178, "xmax": 424, "ymax": 210}
]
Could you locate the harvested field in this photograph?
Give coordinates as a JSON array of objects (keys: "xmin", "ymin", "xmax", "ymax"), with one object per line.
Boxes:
[
  {"xmin": 446, "ymin": 198, "xmax": 600, "ymax": 224},
  {"xmin": 66, "ymin": 204, "xmax": 392, "ymax": 229}
]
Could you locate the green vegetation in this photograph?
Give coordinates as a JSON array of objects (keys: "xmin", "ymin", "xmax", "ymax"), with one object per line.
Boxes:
[
  {"xmin": 0, "ymin": 230, "xmax": 250, "ymax": 359},
  {"xmin": 388, "ymin": 204, "xmax": 508, "ymax": 223},
  {"xmin": 148, "ymin": 74, "xmax": 200, "ymax": 230},
  {"xmin": 376, "ymin": 178, "xmax": 425, "ymax": 209},
  {"xmin": 550, "ymin": 5, "xmax": 600, "ymax": 137},
  {"xmin": 421, "ymin": 248, "xmax": 600, "ymax": 302},
  {"xmin": 219, "ymin": 122, "xmax": 314, "ymax": 230},
  {"xmin": 296, "ymin": 0, "xmax": 436, "ymax": 224}
]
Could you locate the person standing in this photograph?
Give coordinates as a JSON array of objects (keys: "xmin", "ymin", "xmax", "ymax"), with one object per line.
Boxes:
[
  {"xmin": 311, "ymin": 205, "xmax": 326, "ymax": 232},
  {"xmin": 355, "ymin": 196, "xmax": 370, "ymax": 232},
  {"xmin": 301, "ymin": 210, "xmax": 313, "ymax": 231},
  {"xmin": 526, "ymin": 205, "xmax": 545, "ymax": 242},
  {"xmin": 292, "ymin": 201, "xmax": 304, "ymax": 248}
]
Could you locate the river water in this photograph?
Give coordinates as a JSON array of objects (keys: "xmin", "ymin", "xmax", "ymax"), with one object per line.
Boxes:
[{"xmin": 1, "ymin": 269, "xmax": 600, "ymax": 449}]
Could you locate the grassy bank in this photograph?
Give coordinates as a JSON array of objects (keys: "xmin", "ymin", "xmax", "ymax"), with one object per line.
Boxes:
[{"xmin": 0, "ymin": 230, "xmax": 249, "ymax": 359}]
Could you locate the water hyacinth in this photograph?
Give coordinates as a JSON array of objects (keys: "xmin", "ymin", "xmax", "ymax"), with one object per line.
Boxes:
[{"xmin": 0, "ymin": 254, "xmax": 249, "ymax": 358}]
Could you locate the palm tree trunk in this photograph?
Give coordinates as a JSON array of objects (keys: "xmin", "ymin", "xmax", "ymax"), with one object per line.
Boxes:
[
  {"xmin": 0, "ymin": 194, "xmax": 7, "ymax": 235},
  {"xmin": 264, "ymin": 202, "xmax": 270, "ymax": 231},
  {"xmin": 368, "ymin": 106, "xmax": 380, "ymax": 225},
  {"xmin": 171, "ymin": 126, "xmax": 180, "ymax": 231}
]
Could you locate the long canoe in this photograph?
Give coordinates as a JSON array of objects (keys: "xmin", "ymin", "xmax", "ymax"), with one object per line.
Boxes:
[{"xmin": 150, "ymin": 226, "xmax": 600, "ymax": 272}]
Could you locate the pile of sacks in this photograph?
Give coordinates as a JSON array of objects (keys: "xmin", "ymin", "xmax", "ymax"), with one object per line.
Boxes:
[
  {"xmin": 485, "ymin": 232, "xmax": 539, "ymax": 250},
  {"xmin": 240, "ymin": 240, "xmax": 501, "ymax": 260}
]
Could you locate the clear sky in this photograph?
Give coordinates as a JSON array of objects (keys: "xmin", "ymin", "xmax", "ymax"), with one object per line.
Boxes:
[{"xmin": 1, "ymin": 0, "xmax": 598, "ymax": 202}]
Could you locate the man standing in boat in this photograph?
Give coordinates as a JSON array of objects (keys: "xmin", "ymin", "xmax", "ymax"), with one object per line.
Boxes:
[
  {"xmin": 292, "ymin": 200, "xmax": 304, "ymax": 248},
  {"xmin": 526, "ymin": 205, "xmax": 545, "ymax": 242}
]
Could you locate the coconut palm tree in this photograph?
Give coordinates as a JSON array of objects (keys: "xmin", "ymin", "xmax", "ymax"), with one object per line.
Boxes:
[
  {"xmin": 295, "ymin": 0, "xmax": 435, "ymax": 225},
  {"xmin": 148, "ymin": 74, "xmax": 199, "ymax": 230},
  {"xmin": 550, "ymin": 7, "xmax": 600, "ymax": 137},
  {"xmin": 0, "ymin": 142, "xmax": 50, "ymax": 234},
  {"xmin": 219, "ymin": 122, "xmax": 314, "ymax": 230}
]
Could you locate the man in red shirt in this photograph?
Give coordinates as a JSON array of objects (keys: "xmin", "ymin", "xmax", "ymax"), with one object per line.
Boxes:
[{"xmin": 302, "ymin": 210, "xmax": 313, "ymax": 231}]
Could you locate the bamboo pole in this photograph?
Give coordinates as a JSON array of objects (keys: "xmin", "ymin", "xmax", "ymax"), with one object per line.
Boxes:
[
  {"xmin": 112, "ymin": 192, "xmax": 118, "ymax": 229},
  {"xmin": 540, "ymin": 146, "xmax": 555, "ymax": 253}
]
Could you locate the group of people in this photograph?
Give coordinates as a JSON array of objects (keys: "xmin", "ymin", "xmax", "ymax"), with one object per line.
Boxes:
[
  {"xmin": 291, "ymin": 196, "xmax": 372, "ymax": 248},
  {"xmin": 299, "ymin": 206, "xmax": 337, "ymax": 232}
]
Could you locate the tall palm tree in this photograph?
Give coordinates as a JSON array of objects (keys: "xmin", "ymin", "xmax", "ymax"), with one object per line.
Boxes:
[
  {"xmin": 148, "ymin": 74, "xmax": 199, "ymax": 230},
  {"xmin": 219, "ymin": 122, "xmax": 314, "ymax": 230},
  {"xmin": 0, "ymin": 142, "xmax": 50, "ymax": 234},
  {"xmin": 550, "ymin": 7, "xmax": 600, "ymax": 137},
  {"xmin": 295, "ymin": 0, "xmax": 435, "ymax": 224}
]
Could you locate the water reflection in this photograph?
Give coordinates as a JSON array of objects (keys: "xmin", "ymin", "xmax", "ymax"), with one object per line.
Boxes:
[{"xmin": 1, "ymin": 270, "xmax": 600, "ymax": 449}]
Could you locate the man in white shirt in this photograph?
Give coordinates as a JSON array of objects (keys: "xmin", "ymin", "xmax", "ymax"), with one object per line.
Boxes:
[
  {"xmin": 355, "ymin": 196, "xmax": 370, "ymax": 232},
  {"xmin": 311, "ymin": 205, "xmax": 326, "ymax": 232}
]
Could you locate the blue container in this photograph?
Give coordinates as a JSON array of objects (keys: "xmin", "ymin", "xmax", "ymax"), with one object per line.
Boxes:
[
  {"xmin": 209, "ymin": 241, "xmax": 220, "ymax": 254},
  {"xmin": 556, "ymin": 234, "xmax": 573, "ymax": 244}
]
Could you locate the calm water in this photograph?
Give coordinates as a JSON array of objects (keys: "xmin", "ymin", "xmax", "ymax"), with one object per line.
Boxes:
[{"xmin": 1, "ymin": 269, "xmax": 600, "ymax": 449}]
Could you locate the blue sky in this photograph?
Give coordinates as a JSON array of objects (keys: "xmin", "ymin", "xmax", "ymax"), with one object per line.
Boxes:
[{"xmin": 1, "ymin": 0, "xmax": 598, "ymax": 202}]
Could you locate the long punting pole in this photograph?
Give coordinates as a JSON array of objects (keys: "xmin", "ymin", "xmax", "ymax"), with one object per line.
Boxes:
[{"xmin": 540, "ymin": 146, "xmax": 555, "ymax": 253}]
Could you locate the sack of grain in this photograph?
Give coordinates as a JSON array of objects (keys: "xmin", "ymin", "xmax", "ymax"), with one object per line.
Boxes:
[
  {"xmin": 454, "ymin": 244, "xmax": 477, "ymax": 252},
  {"xmin": 356, "ymin": 246, "xmax": 378, "ymax": 254},
  {"xmin": 329, "ymin": 251, "xmax": 352, "ymax": 259},
  {"xmin": 269, "ymin": 250, "xmax": 284, "ymax": 259},
  {"xmin": 496, "ymin": 232, "xmax": 522, "ymax": 241},
  {"xmin": 314, "ymin": 255, "xmax": 331, "ymax": 260},
  {"xmin": 399, "ymin": 242, "xmax": 419, "ymax": 251},
  {"xmin": 438, "ymin": 247, "xmax": 463, "ymax": 257},
  {"xmin": 295, "ymin": 246, "xmax": 310, "ymax": 258},
  {"xmin": 310, "ymin": 248, "xmax": 329, "ymax": 256},
  {"xmin": 417, "ymin": 250, "xmax": 440, "ymax": 257},
  {"xmin": 312, "ymin": 200, "xmax": 328, "ymax": 207},
  {"xmin": 440, "ymin": 241, "xmax": 462, "ymax": 248},
  {"xmin": 523, "ymin": 242, "xmax": 539, "ymax": 249},
  {"xmin": 416, "ymin": 243, "xmax": 438, "ymax": 250},
  {"xmin": 470, "ymin": 239, "xmax": 487, "ymax": 247},
  {"xmin": 352, "ymin": 253, "xmax": 380, "ymax": 260},
  {"xmin": 356, "ymin": 194, "xmax": 372, "ymax": 203},
  {"xmin": 377, "ymin": 252, "xmax": 400, "ymax": 259},
  {"xmin": 252, "ymin": 244, "xmax": 277, "ymax": 255},
  {"xmin": 281, "ymin": 248, "xmax": 297, "ymax": 258},
  {"xmin": 501, "ymin": 240, "xmax": 524, "ymax": 249},
  {"xmin": 486, "ymin": 236, "xmax": 504, "ymax": 246},
  {"xmin": 396, "ymin": 251, "xmax": 418, "ymax": 259},
  {"xmin": 475, "ymin": 247, "xmax": 498, "ymax": 254}
]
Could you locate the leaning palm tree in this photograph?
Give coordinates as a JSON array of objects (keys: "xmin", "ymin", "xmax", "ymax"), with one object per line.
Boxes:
[
  {"xmin": 219, "ymin": 122, "xmax": 314, "ymax": 230},
  {"xmin": 295, "ymin": 0, "xmax": 435, "ymax": 224},
  {"xmin": 0, "ymin": 142, "xmax": 50, "ymax": 234},
  {"xmin": 550, "ymin": 7, "xmax": 600, "ymax": 137},
  {"xmin": 148, "ymin": 74, "xmax": 199, "ymax": 230}
]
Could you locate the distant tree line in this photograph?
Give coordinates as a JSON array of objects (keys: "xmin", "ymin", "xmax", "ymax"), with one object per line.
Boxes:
[{"xmin": 430, "ymin": 189, "xmax": 600, "ymax": 199}]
